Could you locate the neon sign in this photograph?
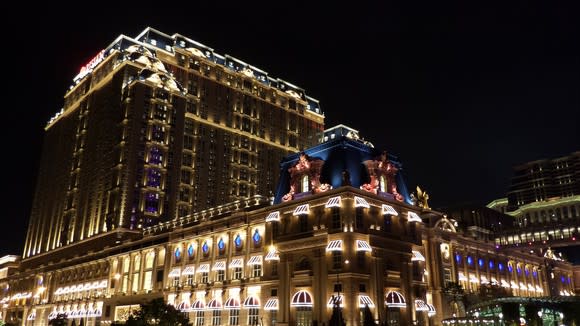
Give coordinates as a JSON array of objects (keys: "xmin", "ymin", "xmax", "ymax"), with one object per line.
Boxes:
[{"xmin": 73, "ymin": 49, "xmax": 106, "ymax": 82}]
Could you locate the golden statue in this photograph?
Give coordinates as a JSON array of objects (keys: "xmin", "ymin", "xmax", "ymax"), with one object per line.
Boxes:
[{"xmin": 416, "ymin": 186, "xmax": 430, "ymax": 210}]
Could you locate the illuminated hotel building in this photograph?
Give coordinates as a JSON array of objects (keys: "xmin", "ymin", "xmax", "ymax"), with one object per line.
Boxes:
[
  {"xmin": 23, "ymin": 27, "xmax": 324, "ymax": 260},
  {"xmin": 2, "ymin": 127, "xmax": 575, "ymax": 326}
]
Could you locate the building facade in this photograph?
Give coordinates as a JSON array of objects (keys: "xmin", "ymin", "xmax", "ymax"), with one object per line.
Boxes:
[
  {"xmin": 3, "ymin": 133, "xmax": 575, "ymax": 326},
  {"xmin": 23, "ymin": 27, "xmax": 324, "ymax": 260}
]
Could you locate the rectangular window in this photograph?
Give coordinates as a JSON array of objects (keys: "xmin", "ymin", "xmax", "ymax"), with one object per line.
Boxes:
[
  {"xmin": 172, "ymin": 277, "xmax": 180, "ymax": 288},
  {"xmin": 332, "ymin": 251, "xmax": 342, "ymax": 270},
  {"xmin": 355, "ymin": 207, "xmax": 364, "ymax": 230},
  {"xmin": 444, "ymin": 268, "xmax": 452, "ymax": 286},
  {"xmin": 212, "ymin": 310, "xmax": 221, "ymax": 326},
  {"xmin": 271, "ymin": 262, "xmax": 278, "ymax": 277},
  {"xmin": 187, "ymin": 274, "xmax": 194, "ymax": 286},
  {"xmin": 252, "ymin": 264, "xmax": 262, "ymax": 278},
  {"xmin": 229, "ymin": 309, "xmax": 240, "ymax": 325},
  {"xmin": 270, "ymin": 311, "xmax": 277, "ymax": 326},
  {"xmin": 217, "ymin": 270, "xmax": 225, "ymax": 282},
  {"xmin": 331, "ymin": 207, "xmax": 341, "ymax": 229},
  {"xmin": 248, "ymin": 308, "xmax": 259, "ymax": 325},
  {"xmin": 201, "ymin": 272, "xmax": 209, "ymax": 284},
  {"xmin": 357, "ymin": 251, "xmax": 365, "ymax": 267},
  {"xmin": 196, "ymin": 311, "xmax": 204, "ymax": 326},
  {"xmin": 299, "ymin": 215, "xmax": 308, "ymax": 232},
  {"xmin": 384, "ymin": 215, "xmax": 392, "ymax": 232},
  {"xmin": 233, "ymin": 267, "xmax": 243, "ymax": 280},
  {"xmin": 143, "ymin": 271, "xmax": 153, "ymax": 291},
  {"xmin": 359, "ymin": 283, "xmax": 366, "ymax": 292}
]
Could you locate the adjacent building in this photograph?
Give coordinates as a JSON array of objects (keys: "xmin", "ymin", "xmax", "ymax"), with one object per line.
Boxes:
[
  {"xmin": 2, "ymin": 129, "xmax": 575, "ymax": 326},
  {"xmin": 23, "ymin": 27, "xmax": 324, "ymax": 260}
]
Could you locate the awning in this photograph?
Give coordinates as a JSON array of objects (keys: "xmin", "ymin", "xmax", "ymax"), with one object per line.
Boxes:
[
  {"xmin": 354, "ymin": 196, "xmax": 370, "ymax": 208},
  {"xmin": 168, "ymin": 268, "xmax": 181, "ymax": 277},
  {"xmin": 182, "ymin": 265, "xmax": 195, "ymax": 275},
  {"xmin": 27, "ymin": 312, "xmax": 36, "ymax": 321},
  {"xmin": 264, "ymin": 298, "xmax": 279, "ymax": 311},
  {"xmin": 327, "ymin": 295, "xmax": 344, "ymax": 307},
  {"xmin": 501, "ymin": 280, "xmax": 509, "ymax": 288},
  {"xmin": 207, "ymin": 299, "xmax": 222, "ymax": 310},
  {"xmin": 177, "ymin": 301, "xmax": 191, "ymax": 312},
  {"xmin": 247, "ymin": 255, "xmax": 262, "ymax": 265},
  {"xmin": 359, "ymin": 295, "xmax": 375, "ymax": 308},
  {"xmin": 243, "ymin": 296, "xmax": 260, "ymax": 308},
  {"xmin": 407, "ymin": 212, "xmax": 422, "ymax": 222},
  {"xmin": 469, "ymin": 274, "xmax": 479, "ymax": 283},
  {"xmin": 48, "ymin": 311, "xmax": 58, "ymax": 320},
  {"xmin": 415, "ymin": 299, "xmax": 429, "ymax": 311},
  {"xmin": 293, "ymin": 204, "xmax": 309, "ymax": 216},
  {"xmin": 326, "ymin": 240, "xmax": 343, "ymax": 252},
  {"xmin": 224, "ymin": 297, "xmax": 240, "ymax": 309},
  {"xmin": 197, "ymin": 264, "xmax": 210, "ymax": 273},
  {"xmin": 382, "ymin": 204, "xmax": 399, "ymax": 216},
  {"xmin": 230, "ymin": 258, "xmax": 244, "ymax": 268},
  {"xmin": 265, "ymin": 249, "xmax": 279, "ymax": 261},
  {"xmin": 356, "ymin": 240, "xmax": 372, "ymax": 252},
  {"xmin": 411, "ymin": 250, "xmax": 425, "ymax": 261},
  {"xmin": 191, "ymin": 300, "xmax": 205, "ymax": 311},
  {"xmin": 325, "ymin": 196, "xmax": 341, "ymax": 208},
  {"xmin": 458, "ymin": 273, "xmax": 467, "ymax": 281},
  {"xmin": 385, "ymin": 291, "xmax": 406, "ymax": 308},
  {"xmin": 291, "ymin": 290, "xmax": 313, "ymax": 307},
  {"xmin": 213, "ymin": 261, "xmax": 226, "ymax": 271},
  {"xmin": 427, "ymin": 303, "xmax": 436, "ymax": 317},
  {"xmin": 265, "ymin": 211, "xmax": 280, "ymax": 222}
]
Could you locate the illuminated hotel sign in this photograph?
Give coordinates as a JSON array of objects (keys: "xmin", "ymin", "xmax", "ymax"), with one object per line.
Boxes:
[{"xmin": 73, "ymin": 49, "xmax": 106, "ymax": 82}]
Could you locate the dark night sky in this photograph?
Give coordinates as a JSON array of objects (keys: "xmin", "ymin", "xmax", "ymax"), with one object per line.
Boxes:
[{"xmin": 1, "ymin": 2, "xmax": 578, "ymax": 257}]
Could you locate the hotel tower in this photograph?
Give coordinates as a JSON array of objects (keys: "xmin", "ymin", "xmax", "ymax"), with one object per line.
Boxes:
[{"xmin": 23, "ymin": 27, "xmax": 324, "ymax": 260}]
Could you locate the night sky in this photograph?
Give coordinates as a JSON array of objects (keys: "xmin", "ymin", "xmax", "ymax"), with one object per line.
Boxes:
[{"xmin": 1, "ymin": 2, "xmax": 578, "ymax": 257}]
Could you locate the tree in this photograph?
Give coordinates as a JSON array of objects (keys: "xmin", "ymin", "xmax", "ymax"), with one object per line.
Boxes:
[
  {"xmin": 328, "ymin": 296, "xmax": 345, "ymax": 326},
  {"xmin": 126, "ymin": 298, "xmax": 191, "ymax": 326},
  {"xmin": 362, "ymin": 304, "xmax": 374, "ymax": 326},
  {"xmin": 49, "ymin": 313, "xmax": 68, "ymax": 326}
]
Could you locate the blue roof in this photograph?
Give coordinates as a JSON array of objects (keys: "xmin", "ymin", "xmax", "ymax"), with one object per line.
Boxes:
[{"xmin": 273, "ymin": 136, "xmax": 411, "ymax": 204}]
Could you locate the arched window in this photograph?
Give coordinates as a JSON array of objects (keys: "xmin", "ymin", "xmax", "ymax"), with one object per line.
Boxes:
[
  {"xmin": 380, "ymin": 175, "xmax": 387, "ymax": 193},
  {"xmin": 301, "ymin": 175, "xmax": 309, "ymax": 192}
]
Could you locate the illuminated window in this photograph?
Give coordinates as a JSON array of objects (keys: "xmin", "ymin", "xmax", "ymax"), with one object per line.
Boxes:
[
  {"xmin": 229, "ymin": 309, "xmax": 239, "ymax": 325},
  {"xmin": 233, "ymin": 267, "xmax": 243, "ymax": 280},
  {"xmin": 380, "ymin": 176, "xmax": 387, "ymax": 192},
  {"xmin": 301, "ymin": 175, "xmax": 309, "ymax": 192},
  {"xmin": 248, "ymin": 308, "xmax": 259, "ymax": 325},
  {"xmin": 252, "ymin": 264, "xmax": 262, "ymax": 278}
]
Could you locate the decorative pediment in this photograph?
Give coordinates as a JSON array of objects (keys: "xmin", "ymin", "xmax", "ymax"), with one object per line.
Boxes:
[{"xmin": 360, "ymin": 151, "xmax": 403, "ymax": 201}]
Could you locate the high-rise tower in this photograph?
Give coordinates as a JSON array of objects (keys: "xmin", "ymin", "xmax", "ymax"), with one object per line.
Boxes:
[{"xmin": 23, "ymin": 27, "xmax": 324, "ymax": 259}]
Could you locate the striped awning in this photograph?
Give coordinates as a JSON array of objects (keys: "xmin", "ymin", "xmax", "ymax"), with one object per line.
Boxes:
[
  {"xmin": 213, "ymin": 261, "xmax": 226, "ymax": 271},
  {"xmin": 182, "ymin": 265, "xmax": 195, "ymax": 275},
  {"xmin": 230, "ymin": 258, "xmax": 244, "ymax": 268},
  {"xmin": 265, "ymin": 211, "xmax": 280, "ymax": 222},
  {"xmin": 197, "ymin": 264, "xmax": 210, "ymax": 273},
  {"xmin": 247, "ymin": 255, "xmax": 263, "ymax": 265},
  {"xmin": 243, "ymin": 296, "xmax": 260, "ymax": 308},
  {"xmin": 48, "ymin": 311, "xmax": 58, "ymax": 320},
  {"xmin": 326, "ymin": 240, "xmax": 343, "ymax": 252},
  {"xmin": 356, "ymin": 240, "xmax": 372, "ymax": 252},
  {"xmin": 382, "ymin": 204, "xmax": 399, "ymax": 216},
  {"xmin": 415, "ymin": 299, "xmax": 429, "ymax": 311},
  {"xmin": 354, "ymin": 196, "xmax": 370, "ymax": 208},
  {"xmin": 385, "ymin": 291, "xmax": 406, "ymax": 308},
  {"xmin": 168, "ymin": 268, "xmax": 181, "ymax": 277},
  {"xmin": 265, "ymin": 249, "xmax": 280, "ymax": 261},
  {"xmin": 293, "ymin": 204, "xmax": 310, "ymax": 216},
  {"xmin": 207, "ymin": 299, "xmax": 223, "ymax": 310},
  {"xmin": 264, "ymin": 298, "xmax": 279, "ymax": 311},
  {"xmin": 191, "ymin": 300, "xmax": 205, "ymax": 311},
  {"xmin": 27, "ymin": 312, "xmax": 36, "ymax": 321},
  {"xmin": 407, "ymin": 212, "xmax": 422, "ymax": 223},
  {"xmin": 224, "ymin": 297, "xmax": 240, "ymax": 309},
  {"xmin": 291, "ymin": 290, "xmax": 313, "ymax": 307},
  {"xmin": 458, "ymin": 272, "xmax": 467, "ymax": 281},
  {"xmin": 359, "ymin": 295, "xmax": 375, "ymax": 308},
  {"xmin": 177, "ymin": 301, "xmax": 191, "ymax": 312},
  {"xmin": 411, "ymin": 250, "xmax": 425, "ymax": 261},
  {"xmin": 427, "ymin": 303, "xmax": 436, "ymax": 317},
  {"xmin": 327, "ymin": 295, "xmax": 344, "ymax": 307},
  {"xmin": 501, "ymin": 280, "xmax": 509, "ymax": 288},
  {"xmin": 325, "ymin": 196, "xmax": 341, "ymax": 208}
]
